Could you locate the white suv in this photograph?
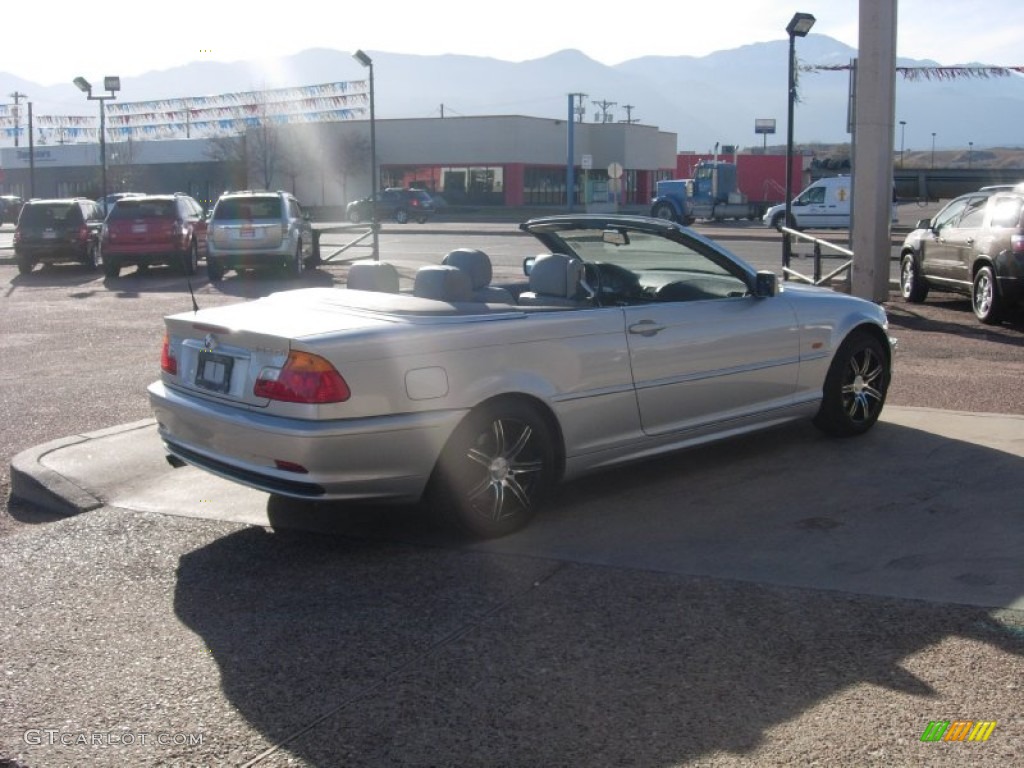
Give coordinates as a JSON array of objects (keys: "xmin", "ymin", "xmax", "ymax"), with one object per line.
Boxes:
[{"xmin": 206, "ymin": 190, "xmax": 315, "ymax": 280}]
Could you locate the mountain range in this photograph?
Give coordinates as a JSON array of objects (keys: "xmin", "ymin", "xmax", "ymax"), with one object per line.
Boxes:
[{"xmin": 3, "ymin": 35, "xmax": 1023, "ymax": 154}]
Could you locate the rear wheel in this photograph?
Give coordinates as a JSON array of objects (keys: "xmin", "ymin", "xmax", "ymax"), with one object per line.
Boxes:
[
  {"xmin": 207, "ymin": 257, "xmax": 224, "ymax": 281},
  {"xmin": 814, "ymin": 331, "xmax": 890, "ymax": 437},
  {"xmin": 427, "ymin": 399, "xmax": 557, "ymax": 538},
  {"xmin": 103, "ymin": 256, "xmax": 121, "ymax": 279},
  {"xmin": 899, "ymin": 254, "xmax": 928, "ymax": 303},
  {"xmin": 83, "ymin": 242, "xmax": 100, "ymax": 271},
  {"xmin": 972, "ymin": 265, "xmax": 1003, "ymax": 325},
  {"xmin": 182, "ymin": 241, "xmax": 198, "ymax": 276},
  {"xmin": 288, "ymin": 242, "xmax": 303, "ymax": 278},
  {"xmin": 16, "ymin": 257, "xmax": 33, "ymax": 275}
]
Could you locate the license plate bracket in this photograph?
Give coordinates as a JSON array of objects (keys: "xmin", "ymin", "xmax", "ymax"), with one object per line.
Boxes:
[{"xmin": 196, "ymin": 351, "xmax": 234, "ymax": 393}]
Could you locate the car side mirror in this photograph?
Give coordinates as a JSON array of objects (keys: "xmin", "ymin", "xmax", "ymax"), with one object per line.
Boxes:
[
  {"xmin": 523, "ymin": 256, "xmax": 536, "ymax": 276},
  {"xmin": 754, "ymin": 270, "xmax": 778, "ymax": 298}
]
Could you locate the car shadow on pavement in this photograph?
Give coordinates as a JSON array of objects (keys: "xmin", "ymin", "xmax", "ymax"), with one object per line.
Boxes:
[
  {"xmin": 174, "ymin": 419, "xmax": 1024, "ymax": 765},
  {"xmin": 206, "ymin": 267, "xmax": 336, "ymax": 299}
]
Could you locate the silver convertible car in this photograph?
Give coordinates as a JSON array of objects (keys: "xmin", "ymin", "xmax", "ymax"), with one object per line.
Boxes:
[{"xmin": 149, "ymin": 215, "xmax": 893, "ymax": 538}]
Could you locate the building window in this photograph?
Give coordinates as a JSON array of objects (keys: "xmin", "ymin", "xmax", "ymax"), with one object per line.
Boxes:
[{"xmin": 524, "ymin": 167, "xmax": 567, "ymax": 205}]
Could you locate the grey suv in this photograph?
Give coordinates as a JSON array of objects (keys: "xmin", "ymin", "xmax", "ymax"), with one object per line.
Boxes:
[
  {"xmin": 900, "ymin": 186, "xmax": 1024, "ymax": 324},
  {"xmin": 13, "ymin": 197, "xmax": 105, "ymax": 274},
  {"xmin": 206, "ymin": 190, "xmax": 315, "ymax": 280}
]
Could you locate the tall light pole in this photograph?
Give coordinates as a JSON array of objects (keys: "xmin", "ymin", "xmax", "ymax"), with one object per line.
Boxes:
[
  {"xmin": 74, "ymin": 76, "xmax": 120, "ymax": 215},
  {"xmin": 931, "ymin": 132, "xmax": 936, "ymax": 169},
  {"xmin": 898, "ymin": 120, "xmax": 906, "ymax": 168},
  {"xmin": 353, "ymin": 50, "xmax": 379, "ymax": 260},
  {"xmin": 968, "ymin": 141, "xmax": 974, "ymax": 168},
  {"xmin": 784, "ymin": 11, "xmax": 815, "ymax": 274}
]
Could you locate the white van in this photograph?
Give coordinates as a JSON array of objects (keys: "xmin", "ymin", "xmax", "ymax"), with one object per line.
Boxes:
[
  {"xmin": 763, "ymin": 177, "xmax": 853, "ymax": 230},
  {"xmin": 763, "ymin": 176, "xmax": 900, "ymax": 231}
]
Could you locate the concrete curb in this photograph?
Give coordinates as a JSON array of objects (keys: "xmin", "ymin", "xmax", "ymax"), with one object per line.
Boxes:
[{"xmin": 10, "ymin": 418, "xmax": 157, "ymax": 517}]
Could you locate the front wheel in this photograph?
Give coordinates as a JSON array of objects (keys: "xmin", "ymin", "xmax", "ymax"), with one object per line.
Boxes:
[
  {"xmin": 972, "ymin": 265, "xmax": 1003, "ymax": 325},
  {"xmin": 395, "ymin": 209, "xmax": 410, "ymax": 224},
  {"xmin": 347, "ymin": 209, "xmax": 361, "ymax": 223},
  {"xmin": 427, "ymin": 400, "xmax": 557, "ymax": 538},
  {"xmin": 899, "ymin": 254, "xmax": 928, "ymax": 303},
  {"xmin": 651, "ymin": 203, "xmax": 676, "ymax": 222},
  {"xmin": 813, "ymin": 331, "xmax": 890, "ymax": 437}
]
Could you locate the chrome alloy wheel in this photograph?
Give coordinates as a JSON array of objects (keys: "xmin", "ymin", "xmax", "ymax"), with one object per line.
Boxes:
[
  {"xmin": 840, "ymin": 345, "xmax": 886, "ymax": 425},
  {"xmin": 463, "ymin": 418, "xmax": 544, "ymax": 523}
]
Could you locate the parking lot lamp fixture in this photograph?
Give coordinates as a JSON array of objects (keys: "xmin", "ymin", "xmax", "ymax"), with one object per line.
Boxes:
[
  {"xmin": 74, "ymin": 76, "xmax": 121, "ymax": 215},
  {"xmin": 783, "ymin": 12, "xmax": 815, "ymax": 274},
  {"xmin": 353, "ymin": 50, "xmax": 379, "ymax": 260}
]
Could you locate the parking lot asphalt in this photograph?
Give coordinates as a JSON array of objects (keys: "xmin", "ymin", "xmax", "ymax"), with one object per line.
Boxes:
[
  {"xmin": 4, "ymin": 206, "xmax": 1023, "ymax": 767},
  {"xmin": 5, "ymin": 405, "xmax": 1024, "ymax": 767}
]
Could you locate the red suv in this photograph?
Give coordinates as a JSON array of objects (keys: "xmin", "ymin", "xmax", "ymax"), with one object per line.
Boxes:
[{"xmin": 101, "ymin": 193, "xmax": 207, "ymax": 278}]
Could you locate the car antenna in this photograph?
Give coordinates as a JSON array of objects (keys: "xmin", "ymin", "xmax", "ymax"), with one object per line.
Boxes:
[{"xmin": 186, "ymin": 278, "xmax": 200, "ymax": 313}]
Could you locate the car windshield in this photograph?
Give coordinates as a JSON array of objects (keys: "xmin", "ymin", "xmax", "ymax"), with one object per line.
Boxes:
[
  {"xmin": 542, "ymin": 225, "xmax": 748, "ymax": 279},
  {"xmin": 20, "ymin": 203, "xmax": 78, "ymax": 226},
  {"xmin": 109, "ymin": 200, "xmax": 177, "ymax": 219},
  {"xmin": 214, "ymin": 198, "xmax": 282, "ymax": 220}
]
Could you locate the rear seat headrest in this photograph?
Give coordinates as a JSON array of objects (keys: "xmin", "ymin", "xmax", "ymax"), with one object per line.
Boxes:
[
  {"xmin": 442, "ymin": 248, "xmax": 492, "ymax": 290},
  {"xmin": 413, "ymin": 265, "xmax": 474, "ymax": 302}
]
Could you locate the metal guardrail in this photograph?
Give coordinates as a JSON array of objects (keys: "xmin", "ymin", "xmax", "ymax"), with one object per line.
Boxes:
[
  {"xmin": 311, "ymin": 222, "xmax": 378, "ymax": 264},
  {"xmin": 780, "ymin": 227, "xmax": 854, "ymax": 287}
]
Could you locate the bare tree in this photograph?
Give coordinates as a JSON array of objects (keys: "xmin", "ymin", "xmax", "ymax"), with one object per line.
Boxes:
[{"xmin": 338, "ymin": 131, "xmax": 372, "ymax": 204}]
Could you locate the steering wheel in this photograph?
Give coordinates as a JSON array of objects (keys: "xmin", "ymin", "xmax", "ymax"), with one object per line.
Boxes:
[{"xmin": 586, "ymin": 262, "xmax": 643, "ymax": 305}]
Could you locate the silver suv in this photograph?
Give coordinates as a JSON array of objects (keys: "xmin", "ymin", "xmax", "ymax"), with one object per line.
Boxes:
[{"xmin": 206, "ymin": 190, "xmax": 315, "ymax": 280}]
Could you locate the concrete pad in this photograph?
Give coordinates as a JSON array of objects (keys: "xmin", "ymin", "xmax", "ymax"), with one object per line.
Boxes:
[{"xmin": 10, "ymin": 406, "xmax": 1024, "ymax": 611}]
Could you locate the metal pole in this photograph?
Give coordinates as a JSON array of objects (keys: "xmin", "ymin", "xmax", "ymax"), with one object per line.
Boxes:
[
  {"xmin": 368, "ymin": 61, "xmax": 378, "ymax": 260},
  {"xmin": 100, "ymin": 98, "xmax": 107, "ymax": 213},
  {"xmin": 899, "ymin": 120, "xmax": 906, "ymax": 168},
  {"xmin": 566, "ymin": 94, "xmax": 575, "ymax": 212},
  {"xmin": 28, "ymin": 102, "xmax": 35, "ymax": 198},
  {"xmin": 784, "ymin": 32, "xmax": 796, "ymax": 274}
]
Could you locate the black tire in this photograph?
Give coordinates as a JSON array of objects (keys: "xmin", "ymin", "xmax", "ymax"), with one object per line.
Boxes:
[
  {"xmin": 16, "ymin": 257, "xmax": 33, "ymax": 275},
  {"xmin": 772, "ymin": 212, "xmax": 796, "ymax": 231},
  {"xmin": 427, "ymin": 399, "xmax": 557, "ymax": 538},
  {"xmin": 207, "ymin": 257, "xmax": 224, "ymax": 282},
  {"xmin": 972, "ymin": 265, "xmax": 1003, "ymax": 325},
  {"xmin": 395, "ymin": 209, "xmax": 410, "ymax": 224},
  {"xmin": 899, "ymin": 254, "xmax": 928, "ymax": 303},
  {"xmin": 288, "ymin": 242, "xmax": 304, "ymax": 278},
  {"xmin": 182, "ymin": 241, "xmax": 198, "ymax": 276},
  {"xmin": 83, "ymin": 242, "xmax": 100, "ymax": 271},
  {"xmin": 348, "ymin": 209, "xmax": 361, "ymax": 224},
  {"xmin": 416, "ymin": 215, "xmax": 429, "ymax": 224},
  {"xmin": 104, "ymin": 257, "xmax": 121, "ymax": 279},
  {"xmin": 651, "ymin": 203, "xmax": 677, "ymax": 222},
  {"xmin": 813, "ymin": 331, "xmax": 890, "ymax": 437}
]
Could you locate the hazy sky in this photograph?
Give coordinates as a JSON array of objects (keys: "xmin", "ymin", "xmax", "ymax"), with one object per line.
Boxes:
[{"xmin": 4, "ymin": 0, "xmax": 1022, "ymax": 87}]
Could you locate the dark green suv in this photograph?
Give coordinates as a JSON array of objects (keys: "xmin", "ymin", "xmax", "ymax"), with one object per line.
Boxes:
[
  {"xmin": 900, "ymin": 185, "xmax": 1024, "ymax": 324},
  {"xmin": 13, "ymin": 198, "xmax": 105, "ymax": 274}
]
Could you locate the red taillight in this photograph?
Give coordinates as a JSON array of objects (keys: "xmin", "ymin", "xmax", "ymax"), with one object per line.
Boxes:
[
  {"xmin": 411, "ymin": 198, "xmax": 420, "ymax": 208},
  {"xmin": 254, "ymin": 351, "xmax": 350, "ymax": 404},
  {"xmin": 1012, "ymin": 234, "xmax": 1024, "ymax": 254},
  {"xmin": 78, "ymin": 225, "xmax": 90, "ymax": 242},
  {"xmin": 161, "ymin": 333, "xmax": 178, "ymax": 375}
]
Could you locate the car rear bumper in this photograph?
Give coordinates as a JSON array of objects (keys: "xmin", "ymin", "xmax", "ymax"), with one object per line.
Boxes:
[
  {"xmin": 102, "ymin": 246, "xmax": 189, "ymax": 265},
  {"xmin": 148, "ymin": 380, "xmax": 465, "ymax": 502},
  {"xmin": 15, "ymin": 243, "xmax": 91, "ymax": 262}
]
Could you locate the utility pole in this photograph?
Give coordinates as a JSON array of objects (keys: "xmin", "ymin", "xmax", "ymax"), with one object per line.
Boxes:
[
  {"xmin": 8, "ymin": 91, "xmax": 27, "ymax": 147},
  {"xmin": 593, "ymin": 100, "xmax": 617, "ymax": 123},
  {"xmin": 571, "ymin": 92, "xmax": 587, "ymax": 123},
  {"xmin": 619, "ymin": 104, "xmax": 639, "ymax": 124}
]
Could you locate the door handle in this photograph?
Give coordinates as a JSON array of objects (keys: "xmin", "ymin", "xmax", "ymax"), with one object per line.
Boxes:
[
  {"xmin": 965, "ymin": 238, "xmax": 974, "ymax": 246},
  {"xmin": 628, "ymin": 320, "xmax": 666, "ymax": 337}
]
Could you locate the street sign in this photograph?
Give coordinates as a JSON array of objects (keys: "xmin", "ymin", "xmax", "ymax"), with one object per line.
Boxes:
[
  {"xmin": 607, "ymin": 161, "xmax": 623, "ymax": 179},
  {"xmin": 581, "ymin": 154, "xmax": 593, "ymax": 170}
]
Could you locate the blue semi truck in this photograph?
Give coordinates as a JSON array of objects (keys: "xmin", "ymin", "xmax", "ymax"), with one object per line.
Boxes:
[{"xmin": 650, "ymin": 160, "xmax": 771, "ymax": 224}]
